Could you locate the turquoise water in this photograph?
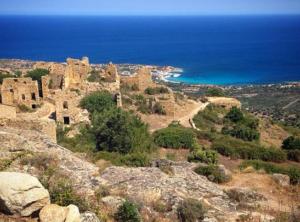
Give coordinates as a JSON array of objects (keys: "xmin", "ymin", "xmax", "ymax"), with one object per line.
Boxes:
[{"xmin": 0, "ymin": 15, "xmax": 300, "ymax": 85}]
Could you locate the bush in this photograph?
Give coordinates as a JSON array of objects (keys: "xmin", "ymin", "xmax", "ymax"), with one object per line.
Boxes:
[
  {"xmin": 18, "ymin": 104, "xmax": 33, "ymax": 113},
  {"xmin": 120, "ymin": 152, "xmax": 151, "ymax": 167},
  {"xmin": 194, "ymin": 165, "xmax": 230, "ymax": 183},
  {"xmin": 153, "ymin": 102, "xmax": 166, "ymax": 115},
  {"xmin": 287, "ymin": 150, "xmax": 300, "ymax": 162},
  {"xmin": 240, "ymin": 160, "xmax": 300, "ymax": 185},
  {"xmin": 206, "ymin": 88, "xmax": 224, "ymax": 97},
  {"xmin": 222, "ymin": 125, "xmax": 260, "ymax": 141},
  {"xmin": 144, "ymin": 86, "xmax": 169, "ymax": 95},
  {"xmin": 153, "ymin": 125, "xmax": 196, "ymax": 149},
  {"xmin": 177, "ymin": 198, "xmax": 206, "ymax": 222},
  {"xmin": 87, "ymin": 70, "xmax": 101, "ymax": 82},
  {"xmin": 282, "ymin": 136, "xmax": 300, "ymax": 150},
  {"xmin": 193, "ymin": 104, "xmax": 225, "ymax": 130},
  {"xmin": 91, "ymin": 107, "xmax": 153, "ymax": 154},
  {"xmin": 115, "ymin": 200, "xmax": 141, "ymax": 222},
  {"xmin": 188, "ymin": 149, "xmax": 218, "ymax": 164},
  {"xmin": 212, "ymin": 136, "xmax": 287, "ymax": 162},
  {"xmin": 225, "ymin": 107, "xmax": 244, "ymax": 123},
  {"xmin": 80, "ymin": 91, "xmax": 116, "ymax": 114},
  {"xmin": 49, "ymin": 178, "xmax": 89, "ymax": 211}
]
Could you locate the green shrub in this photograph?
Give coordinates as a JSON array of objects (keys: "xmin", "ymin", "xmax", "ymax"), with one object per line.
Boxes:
[
  {"xmin": 153, "ymin": 125, "xmax": 196, "ymax": 149},
  {"xmin": 206, "ymin": 88, "xmax": 224, "ymax": 97},
  {"xmin": 240, "ymin": 160, "xmax": 300, "ymax": 185},
  {"xmin": 80, "ymin": 91, "xmax": 116, "ymax": 114},
  {"xmin": 194, "ymin": 165, "xmax": 230, "ymax": 183},
  {"xmin": 120, "ymin": 152, "xmax": 151, "ymax": 167},
  {"xmin": 91, "ymin": 107, "xmax": 153, "ymax": 154},
  {"xmin": 287, "ymin": 150, "xmax": 300, "ymax": 162},
  {"xmin": 188, "ymin": 149, "xmax": 218, "ymax": 164},
  {"xmin": 87, "ymin": 70, "xmax": 101, "ymax": 82},
  {"xmin": 18, "ymin": 104, "xmax": 33, "ymax": 112},
  {"xmin": 144, "ymin": 86, "xmax": 169, "ymax": 95},
  {"xmin": 282, "ymin": 136, "xmax": 300, "ymax": 150},
  {"xmin": 49, "ymin": 178, "xmax": 89, "ymax": 211},
  {"xmin": 212, "ymin": 136, "xmax": 287, "ymax": 162},
  {"xmin": 193, "ymin": 104, "xmax": 225, "ymax": 130},
  {"xmin": 115, "ymin": 200, "xmax": 141, "ymax": 222},
  {"xmin": 177, "ymin": 198, "xmax": 206, "ymax": 222},
  {"xmin": 225, "ymin": 107, "xmax": 244, "ymax": 123},
  {"xmin": 222, "ymin": 125, "xmax": 260, "ymax": 141},
  {"xmin": 153, "ymin": 102, "xmax": 166, "ymax": 115}
]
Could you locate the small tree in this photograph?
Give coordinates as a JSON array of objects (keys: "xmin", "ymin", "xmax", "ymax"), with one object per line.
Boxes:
[
  {"xmin": 282, "ymin": 136, "xmax": 300, "ymax": 150},
  {"xmin": 115, "ymin": 200, "xmax": 141, "ymax": 222},
  {"xmin": 80, "ymin": 91, "xmax": 116, "ymax": 114},
  {"xmin": 225, "ymin": 107, "xmax": 244, "ymax": 123}
]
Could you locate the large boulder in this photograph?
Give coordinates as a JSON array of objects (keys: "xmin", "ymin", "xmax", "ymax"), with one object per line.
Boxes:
[
  {"xmin": 272, "ymin": 173, "xmax": 290, "ymax": 187},
  {"xmin": 0, "ymin": 172, "xmax": 50, "ymax": 216},
  {"xmin": 39, "ymin": 204, "xmax": 80, "ymax": 222}
]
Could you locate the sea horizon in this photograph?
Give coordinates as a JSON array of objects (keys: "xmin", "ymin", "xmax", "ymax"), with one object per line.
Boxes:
[{"xmin": 0, "ymin": 15, "xmax": 300, "ymax": 85}]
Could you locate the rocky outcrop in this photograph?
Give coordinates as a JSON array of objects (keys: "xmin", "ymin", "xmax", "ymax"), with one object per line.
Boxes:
[
  {"xmin": 80, "ymin": 211, "xmax": 101, "ymax": 222},
  {"xmin": 39, "ymin": 204, "xmax": 80, "ymax": 222},
  {"xmin": 0, "ymin": 172, "xmax": 50, "ymax": 217},
  {"xmin": 272, "ymin": 173, "xmax": 290, "ymax": 187},
  {"xmin": 0, "ymin": 127, "xmax": 104, "ymax": 197},
  {"xmin": 101, "ymin": 163, "xmax": 240, "ymax": 221}
]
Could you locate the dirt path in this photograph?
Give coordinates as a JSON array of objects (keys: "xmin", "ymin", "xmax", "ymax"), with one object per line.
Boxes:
[
  {"xmin": 283, "ymin": 98, "xmax": 300, "ymax": 110},
  {"xmin": 141, "ymin": 100, "xmax": 208, "ymax": 132},
  {"xmin": 178, "ymin": 101, "xmax": 209, "ymax": 128}
]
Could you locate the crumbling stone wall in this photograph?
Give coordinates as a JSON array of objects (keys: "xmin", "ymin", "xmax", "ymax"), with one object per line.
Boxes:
[
  {"xmin": 52, "ymin": 90, "xmax": 89, "ymax": 126},
  {"xmin": 0, "ymin": 78, "xmax": 40, "ymax": 109},
  {"xmin": 0, "ymin": 104, "xmax": 16, "ymax": 119},
  {"xmin": 65, "ymin": 57, "xmax": 90, "ymax": 88},
  {"xmin": 0, "ymin": 118, "xmax": 57, "ymax": 142},
  {"xmin": 121, "ymin": 67, "xmax": 155, "ymax": 91}
]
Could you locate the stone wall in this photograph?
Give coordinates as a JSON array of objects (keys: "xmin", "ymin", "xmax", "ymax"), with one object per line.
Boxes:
[
  {"xmin": 52, "ymin": 90, "xmax": 89, "ymax": 126},
  {"xmin": 121, "ymin": 67, "xmax": 155, "ymax": 91},
  {"xmin": 0, "ymin": 118, "xmax": 57, "ymax": 142},
  {"xmin": 0, "ymin": 78, "xmax": 40, "ymax": 109},
  {"xmin": 65, "ymin": 57, "xmax": 90, "ymax": 88},
  {"xmin": 0, "ymin": 104, "xmax": 16, "ymax": 119}
]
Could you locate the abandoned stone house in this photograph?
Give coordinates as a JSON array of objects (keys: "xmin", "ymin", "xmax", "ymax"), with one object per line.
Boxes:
[
  {"xmin": 121, "ymin": 67, "xmax": 155, "ymax": 91},
  {"xmin": 0, "ymin": 77, "xmax": 40, "ymax": 109},
  {"xmin": 50, "ymin": 90, "xmax": 89, "ymax": 126},
  {"xmin": 35, "ymin": 57, "xmax": 91, "ymax": 93}
]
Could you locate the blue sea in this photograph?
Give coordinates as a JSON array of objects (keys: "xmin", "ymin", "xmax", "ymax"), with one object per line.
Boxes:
[{"xmin": 0, "ymin": 15, "xmax": 300, "ymax": 85}]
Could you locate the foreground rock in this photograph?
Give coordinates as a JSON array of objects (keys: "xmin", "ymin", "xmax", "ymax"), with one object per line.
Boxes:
[
  {"xmin": 0, "ymin": 127, "xmax": 104, "ymax": 197},
  {"xmin": 80, "ymin": 211, "xmax": 101, "ymax": 222},
  {"xmin": 39, "ymin": 204, "xmax": 80, "ymax": 222},
  {"xmin": 101, "ymin": 162, "xmax": 240, "ymax": 221},
  {"xmin": 0, "ymin": 172, "xmax": 50, "ymax": 217},
  {"xmin": 272, "ymin": 173, "xmax": 290, "ymax": 187}
]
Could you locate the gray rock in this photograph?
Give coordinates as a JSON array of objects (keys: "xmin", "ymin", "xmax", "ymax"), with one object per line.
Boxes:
[
  {"xmin": 80, "ymin": 211, "xmax": 101, "ymax": 222},
  {"xmin": 272, "ymin": 173, "xmax": 290, "ymax": 187},
  {"xmin": 0, "ymin": 172, "xmax": 50, "ymax": 217}
]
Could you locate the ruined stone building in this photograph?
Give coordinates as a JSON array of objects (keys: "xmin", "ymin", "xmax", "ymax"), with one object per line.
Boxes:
[
  {"xmin": 101, "ymin": 62, "xmax": 120, "ymax": 82},
  {"xmin": 65, "ymin": 57, "xmax": 90, "ymax": 88},
  {"xmin": 35, "ymin": 57, "xmax": 91, "ymax": 94},
  {"xmin": 121, "ymin": 67, "xmax": 155, "ymax": 91},
  {"xmin": 50, "ymin": 90, "xmax": 89, "ymax": 126},
  {"xmin": 0, "ymin": 78, "xmax": 40, "ymax": 109}
]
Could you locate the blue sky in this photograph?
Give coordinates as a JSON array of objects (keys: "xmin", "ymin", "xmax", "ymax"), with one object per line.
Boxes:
[{"xmin": 0, "ymin": 0, "xmax": 300, "ymax": 15}]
